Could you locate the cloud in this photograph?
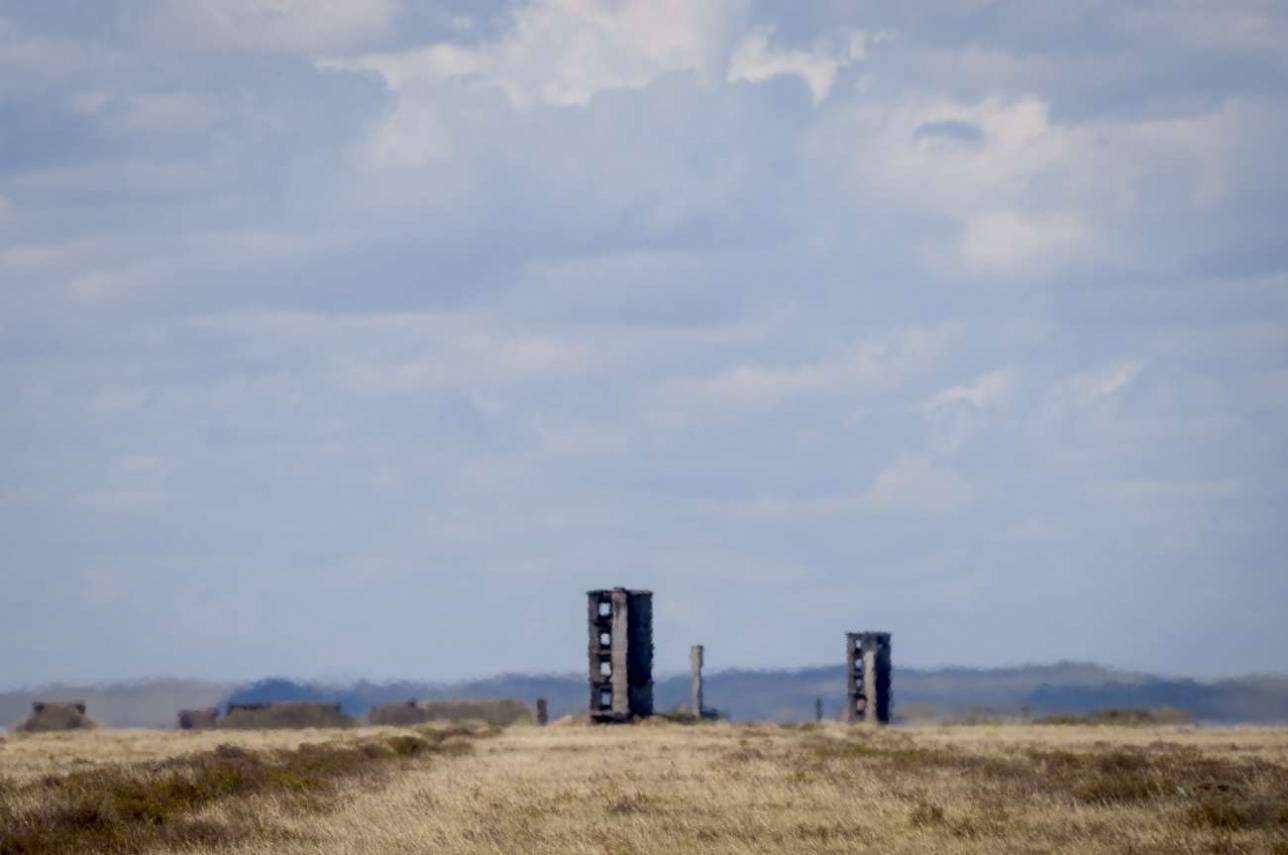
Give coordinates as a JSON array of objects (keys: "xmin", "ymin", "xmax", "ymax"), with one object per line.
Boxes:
[
  {"xmin": 813, "ymin": 92, "xmax": 1242, "ymax": 277},
  {"xmin": 1, "ymin": 1, "xmax": 1287, "ymax": 683},
  {"xmin": 925, "ymin": 368, "xmax": 1014, "ymax": 411},
  {"xmin": 143, "ymin": 0, "xmax": 399, "ymax": 54},
  {"xmin": 0, "ymin": 19, "xmax": 136, "ymax": 86},
  {"xmin": 651, "ymin": 325, "xmax": 957, "ymax": 419},
  {"xmin": 954, "ymin": 210, "xmax": 1091, "ymax": 278},
  {"xmin": 923, "ymin": 367, "xmax": 1015, "ymax": 451},
  {"xmin": 699, "ymin": 456, "xmax": 975, "ymax": 521},
  {"xmin": 12, "ymin": 158, "xmax": 216, "ymax": 196},
  {"xmin": 864, "ymin": 454, "xmax": 972, "ymax": 515},
  {"xmin": 1056, "ymin": 361, "xmax": 1143, "ymax": 409},
  {"xmin": 331, "ymin": 0, "xmax": 743, "ymax": 108},
  {"xmin": 196, "ymin": 311, "xmax": 597, "ymax": 393},
  {"xmin": 115, "ymin": 93, "xmax": 220, "ymax": 135},
  {"xmin": 727, "ymin": 26, "xmax": 866, "ymax": 104},
  {"xmin": 913, "ymin": 119, "xmax": 984, "ymax": 145}
]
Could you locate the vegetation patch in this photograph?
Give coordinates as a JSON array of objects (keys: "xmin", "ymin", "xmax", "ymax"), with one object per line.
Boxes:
[
  {"xmin": 783, "ymin": 727, "xmax": 1288, "ymax": 840},
  {"xmin": 0, "ymin": 730, "xmax": 484, "ymax": 854},
  {"xmin": 1035, "ymin": 707, "xmax": 1194, "ymax": 726}
]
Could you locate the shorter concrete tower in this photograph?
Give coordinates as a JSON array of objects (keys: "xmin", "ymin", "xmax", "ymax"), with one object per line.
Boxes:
[
  {"xmin": 844, "ymin": 631, "xmax": 892, "ymax": 724},
  {"xmin": 587, "ymin": 588, "xmax": 653, "ymax": 722}
]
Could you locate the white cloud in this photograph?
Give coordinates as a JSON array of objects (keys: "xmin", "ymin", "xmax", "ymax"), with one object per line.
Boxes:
[
  {"xmin": 821, "ymin": 96, "xmax": 1068, "ymax": 218},
  {"xmin": 925, "ymin": 367, "xmax": 1015, "ymax": 411},
  {"xmin": 864, "ymin": 454, "xmax": 973, "ymax": 515},
  {"xmin": 196, "ymin": 311, "xmax": 597, "ymax": 392},
  {"xmin": 332, "ymin": 0, "xmax": 742, "ymax": 108},
  {"xmin": 0, "ymin": 20, "xmax": 134, "ymax": 85},
  {"xmin": 954, "ymin": 210, "xmax": 1091, "ymax": 278},
  {"xmin": 727, "ymin": 27, "xmax": 867, "ymax": 104},
  {"xmin": 325, "ymin": 0, "xmax": 749, "ymax": 169},
  {"xmin": 923, "ymin": 367, "xmax": 1015, "ymax": 452},
  {"xmin": 814, "ymin": 93, "xmax": 1238, "ymax": 277},
  {"xmin": 700, "ymin": 454, "xmax": 976, "ymax": 521},
  {"xmin": 145, "ymin": 0, "xmax": 398, "ymax": 54},
  {"xmin": 117, "ymin": 93, "xmax": 220, "ymax": 134},
  {"xmin": 338, "ymin": 332, "xmax": 591, "ymax": 392},
  {"xmin": 652, "ymin": 325, "xmax": 957, "ymax": 419},
  {"xmin": 699, "ymin": 453, "xmax": 974, "ymax": 520},
  {"xmin": 13, "ymin": 158, "xmax": 215, "ymax": 196},
  {"xmin": 1057, "ymin": 361, "xmax": 1143, "ymax": 408}
]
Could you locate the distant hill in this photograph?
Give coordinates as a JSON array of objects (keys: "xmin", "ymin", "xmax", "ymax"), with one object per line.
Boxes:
[
  {"xmin": 203, "ymin": 663, "xmax": 1288, "ymax": 725},
  {"xmin": 6, "ymin": 664, "xmax": 1287, "ymax": 729}
]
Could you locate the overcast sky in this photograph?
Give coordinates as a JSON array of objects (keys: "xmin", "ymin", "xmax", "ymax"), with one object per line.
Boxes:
[{"xmin": 1, "ymin": 1, "xmax": 1286, "ymax": 687}]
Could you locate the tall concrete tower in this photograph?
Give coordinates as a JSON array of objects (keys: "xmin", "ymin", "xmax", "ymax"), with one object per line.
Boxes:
[
  {"xmin": 844, "ymin": 631, "xmax": 892, "ymax": 724},
  {"xmin": 587, "ymin": 588, "xmax": 653, "ymax": 722}
]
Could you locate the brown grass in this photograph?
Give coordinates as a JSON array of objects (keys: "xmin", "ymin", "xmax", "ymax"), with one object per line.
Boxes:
[
  {"xmin": 0, "ymin": 724, "xmax": 491, "ymax": 854},
  {"xmin": 368, "ymin": 699, "xmax": 533, "ymax": 727},
  {"xmin": 3, "ymin": 722, "xmax": 1286, "ymax": 853}
]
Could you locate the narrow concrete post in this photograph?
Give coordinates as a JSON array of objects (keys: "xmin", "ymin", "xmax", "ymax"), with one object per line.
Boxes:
[
  {"xmin": 815, "ymin": 697, "xmax": 823, "ymax": 723},
  {"xmin": 690, "ymin": 644, "xmax": 704, "ymax": 715},
  {"xmin": 536, "ymin": 697, "xmax": 548, "ymax": 726}
]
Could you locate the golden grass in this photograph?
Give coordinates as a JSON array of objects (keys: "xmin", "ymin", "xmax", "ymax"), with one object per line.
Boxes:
[{"xmin": 4, "ymin": 722, "xmax": 1287, "ymax": 853}]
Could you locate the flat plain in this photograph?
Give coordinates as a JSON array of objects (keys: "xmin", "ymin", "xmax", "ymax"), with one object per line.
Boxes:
[{"xmin": 2, "ymin": 721, "xmax": 1287, "ymax": 854}]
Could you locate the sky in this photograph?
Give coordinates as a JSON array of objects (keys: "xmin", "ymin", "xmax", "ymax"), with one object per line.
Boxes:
[{"xmin": 1, "ymin": 0, "xmax": 1286, "ymax": 687}]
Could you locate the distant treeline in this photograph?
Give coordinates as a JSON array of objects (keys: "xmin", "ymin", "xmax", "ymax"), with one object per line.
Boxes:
[{"xmin": 4, "ymin": 662, "xmax": 1287, "ymax": 729}]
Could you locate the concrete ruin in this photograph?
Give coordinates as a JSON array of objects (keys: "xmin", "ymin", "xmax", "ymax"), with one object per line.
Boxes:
[
  {"xmin": 18, "ymin": 701, "xmax": 95, "ymax": 732},
  {"xmin": 220, "ymin": 702, "xmax": 355, "ymax": 729},
  {"xmin": 690, "ymin": 645, "xmax": 704, "ymax": 716},
  {"xmin": 177, "ymin": 707, "xmax": 219, "ymax": 730},
  {"xmin": 587, "ymin": 588, "xmax": 653, "ymax": 722},
  {"xmin": 34, "ymin": 701, "xmax": 85, "ymax": 715},
  {"xmin": 686, "ymin": 644, "xmax": 719, "ymax": 719},
  {"xmin": 844, "ymin": 631, "xmax": 892, "ymax": 724}
]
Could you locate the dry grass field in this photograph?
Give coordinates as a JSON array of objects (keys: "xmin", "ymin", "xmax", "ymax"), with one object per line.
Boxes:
[{"xmin": 2, "ymin": 721, "xmax": 1287, "ymax": 854}]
